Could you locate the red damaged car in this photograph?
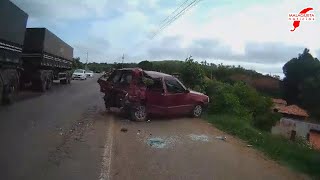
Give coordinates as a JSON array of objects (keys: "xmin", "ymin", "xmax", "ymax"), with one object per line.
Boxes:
[{"xmin": 98, "ymin": 68, "xmax": 209, "ymax": 121}]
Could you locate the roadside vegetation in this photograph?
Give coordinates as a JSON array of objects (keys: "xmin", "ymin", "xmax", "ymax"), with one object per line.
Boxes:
[
  {"xmin": 75, "ymin": 48, "xmax": 320, "ymax": 177},
  {"xmin": 206, "ymin": 114, "xmax": 320, "ymax": 177}
]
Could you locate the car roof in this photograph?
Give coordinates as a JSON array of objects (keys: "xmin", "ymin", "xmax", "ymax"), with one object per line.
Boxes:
[
  {"xmin": 118, "ymin": 68, "xmax": 142, "ymax": 71},
  {"xmin": 144, "ymin": 71, "xmax": 172, "ymax": 79},
  {"xmin": 114, "ymin": 68, "xmax": 173, "ymax": 79}
]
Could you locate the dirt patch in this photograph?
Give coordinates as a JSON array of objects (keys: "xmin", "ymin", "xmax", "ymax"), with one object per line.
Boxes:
[{"xmin": 48, "ymin": 106, "xmax": 98, "ymax": 166}]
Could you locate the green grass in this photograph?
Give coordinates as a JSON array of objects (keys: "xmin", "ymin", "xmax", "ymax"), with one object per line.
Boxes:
[{"xmin": 205, "ymin": 114, "xmax": 320, "ymax": 178}]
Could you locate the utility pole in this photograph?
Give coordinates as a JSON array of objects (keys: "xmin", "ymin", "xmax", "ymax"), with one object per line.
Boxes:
[
  {"xmin": 85, "ymin": 52, "xmax": 88, "ymax": 70},
  {"xmin": 122, "ymin": 54, "xmax": 124, "ymax": 68}
]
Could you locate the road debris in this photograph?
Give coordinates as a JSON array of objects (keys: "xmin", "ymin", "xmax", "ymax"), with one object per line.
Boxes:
[
  {"xmin": 147, "ymin": 120, "xmax": 151, "ymax": 122},
  {"xmin": 137, "ymin": 130, "xmax": 141, "ymax": 135},
  {"xmin": 216, "ymin": 136, "xmax": 227, "ymax": 141},
  {"xmin": 146, "ymin": 136, "xmax": 179, "ymax": 149},
  {"xmin": 188, "ymin": 134, "xmax": 209, "ymax": 142},
  {"xmin": 147, "ymin": 138, "xmax": 165, "ymax": 148},
  {"xmin": 120, "ymin": 128, "xmax": 128, "ymax": 133},
  {"xmin": 247, "ymin": 145, "xmax": 253, "ymax": 147}
]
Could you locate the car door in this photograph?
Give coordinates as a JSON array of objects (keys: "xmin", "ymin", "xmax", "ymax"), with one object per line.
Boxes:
[
  {"xmin": 145, "ymin": 78, "xmax": 168, "ymax": 115},
  {"xmin": 164, "ymin": 77, "xmax": 193, "ymax": 115}
]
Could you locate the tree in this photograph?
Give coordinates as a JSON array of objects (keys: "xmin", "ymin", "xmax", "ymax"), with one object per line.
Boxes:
[
  {"xmin": 283, "ymin": 48, "xmax": 320, "ymax": 103},
  {"xmin": 282, "ymin": 48, "xmax": 320, "ymax": 119},
  {"xmin": 72, "ymin": 57, "xmax": 84, "ymax": 69},
  {"xmin": 180, "ymin": 56, "xmax": 205, "ymax": 91},
  {"xmin": 300, "ymin": 73, "xmax": 320, "ymax": 117},
  {"xmin": 138, "ymin": 60, "xmax": 153, "ymax": 70}
]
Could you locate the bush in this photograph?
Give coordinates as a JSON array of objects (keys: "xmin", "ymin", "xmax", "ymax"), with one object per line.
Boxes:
[
  {"xmin": 253, "ymin": 112, "xmax": 281, "ymax": 131},
  {"xmin": 206, "ymin": 81, "xmax": 280, "ymax": 130},
  {"xmin": 206, "ymin": 114, "xmax": 320, "ymax": 178},
  {"xmin": 181, "ymin": 57, "xmax": 205, "ymax": 91}
]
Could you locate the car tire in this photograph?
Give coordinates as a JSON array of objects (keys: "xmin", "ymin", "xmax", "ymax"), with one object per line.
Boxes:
[
  {"xmin": 130, "ymin": 105, "xmax": 147, "ymax": 122},
  {"xmin": 192, "ymin": 104, "xmax": 203, "ymax": 118}
]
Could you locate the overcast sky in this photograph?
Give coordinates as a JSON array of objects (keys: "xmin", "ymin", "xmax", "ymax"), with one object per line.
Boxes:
[{"xmin": 12, "ymin": 0, "xmax": 320, "ymax": 77}]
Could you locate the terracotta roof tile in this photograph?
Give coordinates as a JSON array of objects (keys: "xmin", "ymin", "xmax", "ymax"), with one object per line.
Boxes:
[
  {"xmin": 272, "ymin": 99, "xmax": 287, "ymax": 105},
  {"xmin": 278, "ymin": 105, "xmax": 309, "ymax": 117}
]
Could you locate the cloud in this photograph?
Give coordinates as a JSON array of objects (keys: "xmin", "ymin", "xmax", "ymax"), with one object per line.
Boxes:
[
  {"xmin": 146, "ymin": 36, "xmax": 305, "ymax": 63},
  {"xmin": 11, "ymin": 0, "xmax": 97, "ymax": 20},
  {"xmin": 161, "ymin": 0, "xmax": 320, "ymax": 55},
  {"xmin": 243, "ymin": 42, "xmax": 304, "ymax": 63},
  {"xmin": 316, "ymin": 49, "xmax": 320, "ymax": 59},
  {"xmin": 73, "ymin": 37, "xmax": 110, "ymax": 61},
  {"xmin": 12, "ymin": 0, "xmax": 162, "ymax": 21},
  {"xmin": 11, "ymin": 0, "xmax": 319, "ymax": 76}
]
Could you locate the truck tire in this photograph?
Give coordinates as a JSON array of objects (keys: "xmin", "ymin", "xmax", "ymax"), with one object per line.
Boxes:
[
  {"xmin": 1, "ymin": 70, "xmax": 19, "ymax": 105},
  {"xmin": 0, "ymin": 75, "xmax": 3, "ymax": 104},
  {"xmin": 46, "ymin": 77, "xmax": 53, "ymax": 90},
  {"xmin": 40, "ymin": 78, "xmax": 47, "ymax": 92},
  {"xmin": 3, "ymin": 84, "xmax": 17, "ymax": 105}
]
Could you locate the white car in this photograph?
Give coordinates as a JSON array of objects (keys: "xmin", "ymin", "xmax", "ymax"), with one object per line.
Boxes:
[
  {"xmin": 85, "ymin": 70, "xmax": 94, "ymax": 78},
  {"xmin": 72, "ymin": 69, "xmax": 87, "ymax": 80}
]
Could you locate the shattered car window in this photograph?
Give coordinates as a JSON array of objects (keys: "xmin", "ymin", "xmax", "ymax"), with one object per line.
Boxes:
[
  {"xmin": 120, "ymin": 72, "xmax": 132, "ymax": 85},
  {"xmin": 148, "ymin": 78, "xmax": 163, "ymax": 92},
  {"xmin": 165, "ymin": 78, "xmax": 185, "ymax": 93},
  {"xmin": 111, "ymin": 71, "xmax": 122, "ymax": 83}
]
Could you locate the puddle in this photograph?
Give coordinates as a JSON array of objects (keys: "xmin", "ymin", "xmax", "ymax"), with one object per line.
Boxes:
[{"xmin": 188, "ymin": 134, "xmax": 209, "ymax": 142}]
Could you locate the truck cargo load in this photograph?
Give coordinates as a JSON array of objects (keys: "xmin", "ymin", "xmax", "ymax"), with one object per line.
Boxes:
[
  {"xmin": 22, "ymin": 28, "xmax": 73, "ymax": 69},
  {"xmin": 0, "ymin": 0, "xmax": 28, "ymax": 64}
]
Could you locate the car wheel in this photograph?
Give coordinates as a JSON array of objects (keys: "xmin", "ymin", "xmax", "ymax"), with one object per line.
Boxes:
[
  {"xmin": 192, "ymin": 104, "xmax": 203, "ymax": 118},
  {"xmin": 131, "ymin": 105, "xmax": 147, "ymax": 122}
]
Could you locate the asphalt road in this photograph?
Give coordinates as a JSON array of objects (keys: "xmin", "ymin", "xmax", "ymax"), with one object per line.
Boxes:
[{"xmin": 0, "ymin": 76, "xmax": 308, "ymax": 180}]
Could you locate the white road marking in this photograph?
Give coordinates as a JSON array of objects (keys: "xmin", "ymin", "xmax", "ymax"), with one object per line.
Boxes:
[{"xmin": 99, "ymin": 116, "xmax": 114, "ymax": 180}]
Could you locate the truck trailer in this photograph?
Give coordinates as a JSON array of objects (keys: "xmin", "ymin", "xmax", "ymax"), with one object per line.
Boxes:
[
  {"xmin": 21, "ymin": 28, "xmax": 74, "ymax": 90},
  {"xmin": 0, "ymin": 0, "xmax": 73, "ymax": 104}
]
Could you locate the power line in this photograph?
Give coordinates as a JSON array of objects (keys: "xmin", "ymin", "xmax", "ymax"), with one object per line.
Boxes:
[
  {"xmin": 153, "ymin": 0, "xmax": 201, "ymax": 38},
  {"xmin": 114, "ymin": 0, "xmax": 203, "ymax": 61},
  {"xmin": 152, "ymin": 0, "xmax": 194, "ymax": 38},
  {"xmin": 151, "ymin": 0, "xmax": 202, "ymax": 39},
  {"xmin": 158, "ymin": 0, "xmax": 191, "ymax": 27}
]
